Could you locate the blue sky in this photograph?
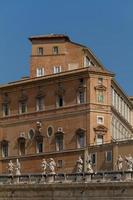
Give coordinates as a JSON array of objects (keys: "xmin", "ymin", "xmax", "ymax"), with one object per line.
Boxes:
[{"xmin": 0, "ymin": 0, "xmax": 133, "ymax": 95}]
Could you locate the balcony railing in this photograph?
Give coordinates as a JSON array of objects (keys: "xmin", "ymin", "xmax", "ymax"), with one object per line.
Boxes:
[{"xmin": 0, "ymin": 171, "xmax": 133, "ymax": 185}]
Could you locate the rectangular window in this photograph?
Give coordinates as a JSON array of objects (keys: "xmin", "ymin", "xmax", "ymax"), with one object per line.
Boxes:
[
  {"xmin": 57, "ymin": 96, "xmax": 64, "ymax": 107},
  {"xmin": 36, "ymin": 141, "xmax": 43, "ymax": 153},
  {"xmin": 53, "ymin": 66, "xmax": 61, "ymax": 74},
  {"xmin": 37, "ymin": 47, "xmax": 43, "ymax": 55},
  {"xmin": 2, "ymin": 143, "xmax": 8, "ymax": 157},
  {"xmin": 2, "ymin": 104, "xmax": 10, "ymax": 116},
  {"xmin": 96, "ymin": 134, "xmax": 103, "ymax": 145},
  {"xmin": 19, "ymin": 101, "xmax": 27, "ymax": 114},
  {"xmin": 91, "ymin": 153, "xmax": 96, "ymax": 165},
  {"xmin": 77, "ymin": 133, "xmax": 85, "ymax": 148},
  {"xmin": 36, "ymin": 68, "xmax": 44, "ymax": 77},
  {"xmin": 53, "ymin": 46, "xmax": 59, "ymax": 54},
  {"xmin": 36, "ymin": 97, "xmax": 44, "ymax": 111},
  {"xmin": 19, "ymin": 141, "xmax": 25, "ymax": 156},
  {"xmin": 97, "ymin": 91, "xmax": 104, "ymax": 103},
  {"xmin": 78, "ymin": 91, "xmax": 85, "ymax": 104},
  {"xmin": 97, "ymin": 116, "xmax": 104, "ymax": 124},
  {"xmin": 56, "ymin": 135, "xmax": 63, "ymax": 151},
  {"xmin": 106, "ymin": 151, "xmax": 112, "ymax": 162}
]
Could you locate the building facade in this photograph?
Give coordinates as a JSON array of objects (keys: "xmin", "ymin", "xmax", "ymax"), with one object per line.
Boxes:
[{"xmin": 0, "ymin": 34, "xmax": 133, "ymax": 173}]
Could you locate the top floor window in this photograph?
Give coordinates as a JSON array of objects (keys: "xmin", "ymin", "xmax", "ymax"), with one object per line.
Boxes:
[
  {"xmin": 53, "ymin": 46, "xmax": 59, "ymax": 54},
  {"xmin": 53, "ymin": 66, "xmax": 61, "ymax": 74},
  {"xmin": 2, "ymin": 103, "xmax": 10, "ymax": 116},
  {"xmin": 36, "ymin": 67, "xmax": 44, "ymax": 77},
  {"xmin": 37, "ymin": 47, "xmax": 43, "ymax": 55}
]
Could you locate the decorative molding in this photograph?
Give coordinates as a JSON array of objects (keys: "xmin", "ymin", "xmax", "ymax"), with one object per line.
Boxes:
[
  {"xmin": 95, "ymin": 85, "xmax": 106, "ymax": 91},
  {"xmin": 94, "ymin": 125, "xmax": 108, "ymax": 134}
]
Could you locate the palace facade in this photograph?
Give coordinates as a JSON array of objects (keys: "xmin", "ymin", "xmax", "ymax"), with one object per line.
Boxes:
[{"xmin": 0, "ymin": 34, "xmax": 133, "ymax": 173}]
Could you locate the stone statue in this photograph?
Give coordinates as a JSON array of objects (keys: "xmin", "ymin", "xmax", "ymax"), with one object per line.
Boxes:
[
  {"xmin": 125, "ymin": 154, "xmax": 133, "ymax": 171},
  {"xmin": 41, "ymin": 159, "xmax": 47, "ymax": 174},
  {"xmin": 116, "ymin": 155, "xmax": 123, "ymax": 171},
  {"xmin": 76, "ymin": 156, "xmax": 83, "ymax": 173},
  {"xmin": 86, "ymin": 155, "xmax": 93, "ymax": 173},
  {"xmin": 15, "ymin": 159, "xmax": 21, "ymax": 175},
  {"xmin": 8, "ymin": 160, "xmax": 14, "ymax": 175},
  {"xmin": 48, "ymin": 158, "xmax": 56, "ymax": 174}
]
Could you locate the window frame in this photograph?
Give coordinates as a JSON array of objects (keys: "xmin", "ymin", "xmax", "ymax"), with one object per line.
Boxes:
[
  {"xmin": 1, "ymin": 141, "xmax": 8, "ymax": 158},
  {"xmin": 36, "ymin": 67, "xmax": 45, "ymax": 77},
  {"xmin": 37, "ymin": 47, "xmax": 43, "ymax": 55},
  {"xmin": 55, "ymin": 133, "xmax": 64, "ymax": 151},
  {"xmin": 105, "ymin": 151, "xmax": 112, "ymax": 162},
  {"xmin": 19, "ymin": 101, "xmax": 27, "ymax": 114},
  {"xmin": 76, "ymin": 131, "xmax": 85, "ymax": 148},
  {"xmin": 53, "ymin": 46, "xmax": 59, "ymax": 55},
  {"xmin": 97, "ymin": 116, "xmax": 104, "ymax": 125},
  {"xmin": 2, "ymin": 103, "xmax": 10, "ymax": 117},
  {"xmin": 36, "ymin": 97, "xmax": 44, "ymax": 111}
]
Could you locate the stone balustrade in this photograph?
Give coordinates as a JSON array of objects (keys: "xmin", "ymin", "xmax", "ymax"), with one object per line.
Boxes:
[{"xmin": 0, "ymin": 171, "xmax": 133, "ymax": 185}]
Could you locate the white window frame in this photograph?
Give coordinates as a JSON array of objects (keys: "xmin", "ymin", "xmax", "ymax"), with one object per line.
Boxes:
[
  {"xmin": 36, "ymin": 67, "xmax": 45, "ymax": 77},
  {"xmin": 53, "ymin": 66, "xmax": 62, "ymax": 74},
  {"xmin": 2, "ymin": 104, "xmax": 10, "ymax": 117},
  {"xmin": 36, "ymin": 97, "xmax": 44, "ymax": 111},
  {"xmin": 97, "ymin": 116, "xmax": 104, "ymax": 125},
  {"xmin": 19, "ymin": 101, "xmax": 27, "ymax": 114},
  {"xmin": 105, "ymin": 151, "xmax": 112, "ymax": 162},
  {"xmin": 1, "ymin": 142, "xmax": 8, "ymax": 158},
  {"xmin": 36, "ymin": 140, "xmax": 43, "ymax": 153}
]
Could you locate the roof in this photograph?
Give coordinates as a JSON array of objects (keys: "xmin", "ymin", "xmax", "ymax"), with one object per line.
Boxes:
[{"xmin": 29, "ymin": 34, "xmax": 70, "ymax": 42}]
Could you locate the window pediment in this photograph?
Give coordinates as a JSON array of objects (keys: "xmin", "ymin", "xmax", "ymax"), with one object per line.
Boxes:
[
  {"xmin": 95, "ymin": 85, "xmax": 106, "ymax": 91},
  {"xmin": 94, "ymin": 125, "xmax": 108, "ymax": 133},
  {"xmin": 0, "ymin": 139, "xmax": 9, "ymax": 144},
  {"xmin": 76, "ymin": 128, "xmax": 86, "ymax": 135}
]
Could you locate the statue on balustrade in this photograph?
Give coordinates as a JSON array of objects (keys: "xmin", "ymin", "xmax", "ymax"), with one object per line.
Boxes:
[
  {"xmin": 125, "ymin": 154, "xmax": 133, "ymax": 171},
  {"xmin": 8, "ymin": 160, "xmax": 14, "ymax": 175},
  {"xmin": 116, "ymin": 155, "xmax": 123, "ymax": 171},
  {"xmin": 41, "ymin": 159, "xmax": 47, "ymax": 174},
  {"xmin": 48, "ymin": 158, "xmax": 56, "ymax": 174},
  {"xmin": 76, "ymin": 156, "xmax": 83, "ymax": 173},
  {"xmin": 15, "ymin": 159, "xmax": 21, "ymax": 175},
  {"xmin": 86, "ymin": 155, "xmax": 93, "ymax": 173}
]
